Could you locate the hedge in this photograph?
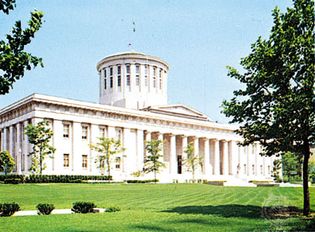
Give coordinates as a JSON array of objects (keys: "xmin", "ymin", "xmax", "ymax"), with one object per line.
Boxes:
[{"xmin": 0, "ymin": 175, "xmax": 112, "ymax": 184}]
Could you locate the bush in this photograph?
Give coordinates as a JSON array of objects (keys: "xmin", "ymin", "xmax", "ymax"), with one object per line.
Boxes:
[
  {"xmin": 24, "ymin": 175, "xmax": 112, "ymax": 183},
  {"xmin": 126, "ymin": 179, "xmax": 158, "ymax": 183},
  {"xmin": 0, "ymin": 203, "xmax": 20, "ymax": 216},
  {"xmin": 71, "ymin": 202, "xmax": 96, "ymax": 214},
  {"xmin": 36, "ymin": 203, "xmax": 55, "ymax": 215},
  {"xmin": 0, "ymin": 175, "xmax": 25, "ymax": 183},
  {"xmin": 105, "ymin": 207, "xmax": 120, "ymax": 212},
  {"xmin": 4, "ymin": 178, "xmax": 21, "ymax": 184}
]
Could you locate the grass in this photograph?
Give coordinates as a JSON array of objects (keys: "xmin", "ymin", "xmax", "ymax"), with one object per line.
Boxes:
[{"xmin": 0, "ymin": 183, "xmax": 314, "ymax": 231}]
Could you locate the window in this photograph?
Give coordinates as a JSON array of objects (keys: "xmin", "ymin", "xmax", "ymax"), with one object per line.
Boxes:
[
  {"xmin": 115, "ymin": 157, "xmax": 121, "ymax": 169},
  {"xmin": 243, "ymin": 164, "xmax": 247, "ymax": 175},
  {"xmin": 136, "ymin": 64, "xmax": 140, "ymax": 88},
  {"xmin": 159, "ymin": 69, "xmax": 162, "ymax": 90},
  {"xmin": 82, "ymin": 155, "xmax": 88, "ymax": 169},
  {"xmin": 268, "ymin": 165, "xmax": 271, "ymax": 175},
  {"xmin": 144, "ymin": 65, "xmax": 148, "ymax": 87},
  {"xmin": 252, "ymin": 164, "xmax": 255, "ymax": 175},
  {"xmin": 110, "ymin": 67, "xmax": 113, "ymax": 88},
  {"xmin": 260, "ymin": 165, "xmax": 263, "ymax": 175},
  {"xmin": 100, "ymin": 159, "xmax": 105, "ymax": 169},
  {"xmin": 103, "ymin": 68, "xmax": 107, "ymax": 90},
  {"xmin": 64, "ymin": 154, "xmax": 70, "ymax": 167},
  {"xmin": 99, "ymin": 127, "xmax": 106, "ymax": 138},
  {"xmin": 126, "ymin": 65, "xmax": 130, "ymax": 87},
  {"xmin": 82, "ymin": 125, "xmax": 88, "ymax": 140},
  {"xmin": 115, "ymin": 128, "xmax": 123, "ymax": 141},
  {"xmin": 117, "ymin": 65, "xmax": 121, "ymax": 87},
  {"xmin": 153, "ymin": 67, "xmax": 157, "ymax": 88},
  {"xmin": 63, "ymin": 123, "xmax": 70, "ymax": 138}
]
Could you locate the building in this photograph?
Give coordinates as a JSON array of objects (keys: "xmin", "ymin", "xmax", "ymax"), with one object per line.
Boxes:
[{"xmin": 0, "ymin": 51, "xmax": 274, "ymax": 185}]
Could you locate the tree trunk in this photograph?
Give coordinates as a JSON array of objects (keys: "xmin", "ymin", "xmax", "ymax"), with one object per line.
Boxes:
[
  {"xmin": 39, "ymin": 149, "xmax": 42, "ymax": 175},
  {"xmin": 107, "ymin": 158, "xmax": 110, "ymax": 179},
  {"xmin": 302, "ymin": 141, "xmax": 310, "ymax": 216}
]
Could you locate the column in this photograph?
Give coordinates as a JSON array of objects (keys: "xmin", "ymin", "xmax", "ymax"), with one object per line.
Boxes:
[
  {"xmin": 53, "ymin": 120, "xmax": 63, "ymax": 173},
  {"xmin": 204, "ymin": 138, "xmax": 210, "ymax": 176},
  {"xmin": 182, "ymin": 136, "xmax": 188, "ymax": 173},
  {"xmin": 22, "ymin": 121, "xmax": 29, "ymax": 173},
  {"xmin": 72, "ymin": 122, "xmax": 81, "ymax": 173},
  {"xmin": 170, "ymin": 134, "xmax": 177, "ymax": 175},
  {"xmin": 16, "ymin": 123, "xmax": 22, "ymax": 174},
  {"xmin": 230, "ymin": 141, "xmax": 238, "ymax": 176},
  {"xmin": 90, "ymin": 124, "xmax": 99, "ymax": 173},
  {"xmin": 222, "ymin": 141, "xmax": 228, "ymax": 175},
  {"xmin": 214, "ymin": 139, "xmax": 220, "ymax": 175},
  {"xmin": 2, "ymin": 127, "xmax": 7, "ymax": 151},
  {"xmin": 144, "ymin": 131, "xmax": 151, "ymax": 158},
  {"xmin": 123, "ymin": 128, "xmax": 131, "ymax": 174},
  {"xmin": 136, "ymin": 129, "xmax": 144, "ymax": 171},
  {"xmin": 9, "ymin": 125, "xmax": 14, "ymax": 161}
]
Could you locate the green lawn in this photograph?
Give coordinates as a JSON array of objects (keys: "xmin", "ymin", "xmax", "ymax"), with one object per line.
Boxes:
[{"xmin": 0, "ymin": 184, "xmax": 314, "ymax": 231}]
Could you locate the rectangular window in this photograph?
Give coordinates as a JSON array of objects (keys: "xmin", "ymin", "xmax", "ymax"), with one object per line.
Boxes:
[
  {"xmin": 243, "ymin": 164, "xmax": 247, "ymax": 175},
  {"xmin": 268, "ymin": 165, "xmax": 271, "ymax": 175},
  {"xmin": 117, "ymin": 65, "xmax": 121, "ymax": 87},
  {"xmin": 63, "ymin": 123, "xmax": 70, "ymax": 138},
  {"xmin": 64, "ymin": 154, "xmax": 70, "ymax": 167},
  {"xmin": 99, "ymin": 127, "xmax": 106, "ymax": 138},
  {"xmin": 136, "ymin": 64, "xmax": 140, "ymax": 88},
  {"xmin": 153, "ymin": 67, "xmax": 157, "ymax": 88},
  {"xmin": 126, "ymin": 65, "xmax": 131, "ymax": 87},
  {"xmin": 100, "ymin": 159, "xmax": 105, "ymax": 169},
  {"xmin": 144, "ymin": 65, "xmax": 148, "ymax": 87},
  {"xmin": 110, "ymin": 67, "xmax": 113, "ymax": 88},
  {"xmin": 252, "ymin": 164, "xmax": 255, "ymax": 175},
  {"xmin": 159, "ymin": 69, "xmax": 162, "ymax": 90},
  {"xmin": 82, "ymin": 125, "xmax": 88, "ymax": 140},
  {"xmin": 260, "ymin": 165, "xmax": 263, "ymax": 175},
  {"xmin": 82, "ymin": 155, "xmax": 88, "ymax": 169},
  {"xmin": 110, "ymin": 67, "xmax": 113, "ymax": 76},
  {"xmin": 115, "ymin": 157, "xmax": 121, "ymax": 169},
  {"xmin": 115, "ymin": 128, "xmax": 123, "ymax": 141},
  {"xmin": 104, "ymin": 68, "xmax": 107, "ymax": 89}
]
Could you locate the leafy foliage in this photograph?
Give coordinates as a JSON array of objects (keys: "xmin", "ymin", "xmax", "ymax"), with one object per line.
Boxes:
[
  {"xmin": 184, "ymin": 142, "xmax": 203, "ymax": 182},
  {"xmin": 222, "ymin": 0, "xmax": 314, "ymax": 215},
  {"xmin": 0, "ymin": 0, "xmax": 44, "ymax": 95},
  {"xmin": 144, "ymin": 140, "xmax": 165, "ymax": 183},
  {"xmin": 90, "ymin": 137, "xmax": 125, "ymax": 178},
  {"xmin": 24, "ymin": 120, "xmax": 55, "ymax": 175},
  {"xmin": 0, "ymin": 150, "xmax": 15, "ymax": 175},
  {"xmin": 36, "ymin": 203, "xmax": 55, "ymax": 215},
  {"xmin": 71, "ymin": 202, "xmax": 96, "ymax": 214},
  {"xmin": 0, "ymin": 202, "xmax": 20, "ymax": 216},
  {"xmin": 105, "ymin": 206, "xmax": 120, "ymax": 212}
]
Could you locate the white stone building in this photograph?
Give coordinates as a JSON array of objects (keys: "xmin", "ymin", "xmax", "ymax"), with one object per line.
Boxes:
[{"xmin": 0, "ymin": 51, "xmax": 274, "ymax": 184}]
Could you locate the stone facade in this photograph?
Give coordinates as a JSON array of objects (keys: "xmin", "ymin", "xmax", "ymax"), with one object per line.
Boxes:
[{"xmin": 0, "ymin": 51, "xmax": 275, "ymax": 184}]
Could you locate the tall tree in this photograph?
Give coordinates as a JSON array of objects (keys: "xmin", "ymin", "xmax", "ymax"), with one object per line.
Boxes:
[
  {"xmin": 222, "ymin": 0, "xmax": 314, "ymax": 216},
  {"xmin": 0, "ymin": 150, "xmax": 15, "ymax": 175},
  {"xmin": 184, "ymin": 142, "xmax": 203, "ymax": 182},
  {"xmin": 90, "ymin": 137, "xmax": 124, "ymax": 178},
  {"xmin": 25, "ymin": 120, "xmax": 55, "ymax": 175},
  {"xmin": 0, "ymin": 0, "xmax": 44, "ymax": 95},
  {"xmin": 144, "ymin": 140, "xmax": 165, "ymax": 183}
]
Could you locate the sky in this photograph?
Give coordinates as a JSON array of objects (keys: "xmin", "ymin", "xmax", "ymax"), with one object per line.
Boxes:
[{"xmin": 0, "ymin": 0, "xmax": 292, "ymax": 123}]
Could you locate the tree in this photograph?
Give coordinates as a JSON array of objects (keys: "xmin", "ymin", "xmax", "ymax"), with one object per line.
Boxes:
[
  {"xmin": 222, "ymin": 0, "xmax": 314, "ymax": 216},
  {"xmin": 144, "ymin": 140, "xmax": 165, "ymax": 183},
  {"xmin": 0, "ymin": 0, "xmax": 44, "ymax": 95},
  {"xmin": 282, "ymin": 152, "xmax": 302, "ymax": 182},
  {"xmin": 25, "ymin": 120, "xmax": 55, "ymax": 175},
  {"xmin": 90, "ymin": 137, "xmax": 124, "ymax": 178},
  {"xmin": 0, "ymin": 150, "xmax": 15, "ymax": 175},
  {"xmin": 184, "ymin": 142, "xmax": 203, "ymax": 182}
]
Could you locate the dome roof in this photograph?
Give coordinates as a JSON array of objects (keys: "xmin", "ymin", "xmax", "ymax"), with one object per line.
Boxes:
[{"xmin": 96, "ymin": 50, "xmax": 169, "ymax": 70}]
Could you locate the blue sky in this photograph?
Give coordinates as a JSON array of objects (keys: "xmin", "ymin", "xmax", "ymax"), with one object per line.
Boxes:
[{"xmin": 0, "ymin": 0, "xmax": 291, "ymax": 123}]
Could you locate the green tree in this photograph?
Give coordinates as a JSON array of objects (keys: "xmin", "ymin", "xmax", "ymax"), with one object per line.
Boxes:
[
  {"xmin": 184, "ymin": 142, "xmax": 203, "ymax": 182},
  {"xmin": 144, "ymin": 140, "xmax": 165, "ymax": 183},
  {"xmin": 222, "ymin": 0, "xmax": 314, "ymax": 215},
  {"xmin": 0, "ymin": 0, "xmax": 44, "ymax": 95},
  {"xmin": 25, "ymin": 120, "xmax": 55, "ymax": 175},
  {"xmin": 0, "ymin": 150, "xmax": 15, "ymax": 175},
  {"xmin": 282, "ymin": 152, "xmax": 302, "ymax": 182},
  {"xmin": 90, "ymin": 137, "xmax": 124, "ymax": 178}
]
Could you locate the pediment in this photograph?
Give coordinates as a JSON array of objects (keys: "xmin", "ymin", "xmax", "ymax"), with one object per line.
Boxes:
[{"xmin": 141, "ymin": 104, "xmax": 210, "ymax": 121}]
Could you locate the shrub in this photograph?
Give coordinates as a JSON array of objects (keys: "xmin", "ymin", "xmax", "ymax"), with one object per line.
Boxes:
[
  {"xmin": 126, "ymin": 179, "xmax": 158, "ymax": 183},
  {"xmin": 0, "ymin": 202, "xmax": 20, "ymax": 216},
  {"xmin": 36, "ymin": 203, "xmax": 55, "ymax": 215},
  {"xmin": 105, "ymin": 207, "xmax": 120, "ymax": 212},
  {"xmin": 4, "ymin": 178, "xmax": 21, "ymax": 184},
  {"xmin": 71, "ymin": 202, "xmax": 96, "ymax": 214}
]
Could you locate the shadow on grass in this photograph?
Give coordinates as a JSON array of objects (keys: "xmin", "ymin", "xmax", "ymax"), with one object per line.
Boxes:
[
  {"xmin": 163, "ymin": 204, "xmax": 306, "ymax": 219},
  {"xmin": 163, "ymin": 204, "xmax": 262, "ymax": 218},
  {"xmin": 130, "ymin": 225, "xmax": 175, "ymax": 232}
]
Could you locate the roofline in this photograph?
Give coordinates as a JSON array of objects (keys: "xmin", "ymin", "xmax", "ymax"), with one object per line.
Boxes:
[{"xmin": 96, "ymin": 51, "xmax": 169, "ymax": 71}]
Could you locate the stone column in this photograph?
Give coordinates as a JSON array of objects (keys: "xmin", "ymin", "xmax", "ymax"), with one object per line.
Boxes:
[
  {"xmin": 182, "ymin": 136, "xmax": 188, "ymax": 173},
  {"xmin": 223, "ymin": 141, "xmax": 229, "ymax": 175},
  {"xmin": 204, "ymin": 138, "xmax": 210, "ymax": 176},
  {"xmin": 72, "ymin": 122, "xmax": 81, "ymax": 173},
  {"xmin": 136, "ymin": 129, "xmax": 144, "ymax": 171},
  {"xmin": 22, "ymin": 121, "xmax": 29, "ymax": 173},
  {"xmin": 107, "ymin": 126, "xmax": 116, "ymax": 138},
  {"xmin": 157, "ymin": 133, "xmax": 164, "ymax": 157},
  {"xmin": 144, "ymin": 131, "xmax": 151, "ymax": 158},
  {"xmin": 53, "ymin": 120, "xmax": 63, "ymax": 173},
  {"xmin": 90, "ymin": 124, "xmax": 99, "ymax": 173},
  {"xmin": 170, "ymin": 134, "xmax": 177, "ymax": 175},
  {"xmin": 214, "ymin": 139, "xmax": 220, "ymax": 176},
  {"xmin": 16, "ymin": 123, "xmax": 22, "ymax": 174},
  {"xmin": 9, "ymin": 125, "xmax": 14, "ymax": 162}
]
